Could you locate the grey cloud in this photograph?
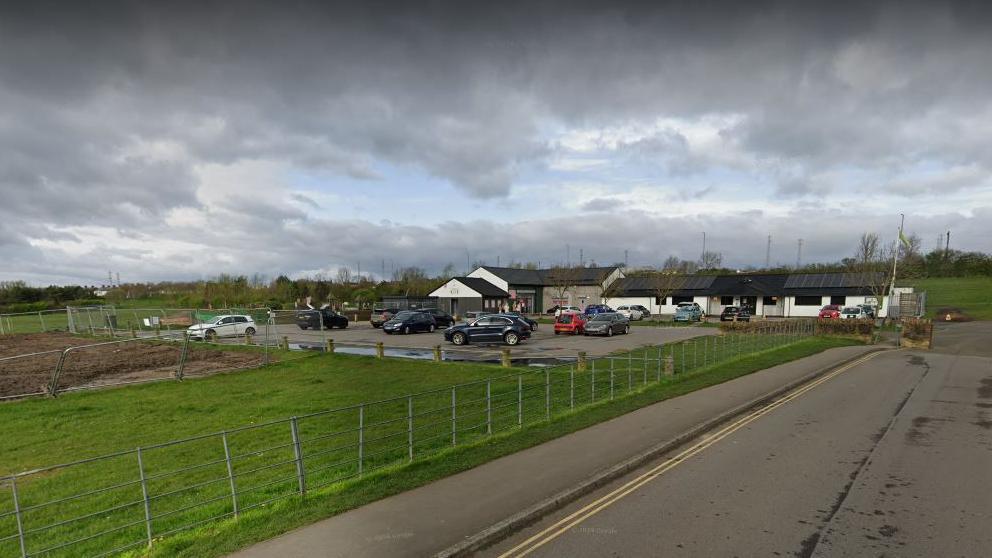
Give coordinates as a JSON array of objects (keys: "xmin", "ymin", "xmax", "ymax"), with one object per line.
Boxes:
[{"xmin": 580, "ymin": 197, "xmax": 628, "ymax": 212}]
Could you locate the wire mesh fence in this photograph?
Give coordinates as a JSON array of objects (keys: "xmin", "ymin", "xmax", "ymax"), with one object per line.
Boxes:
[{"xmin": 0, "ymin": 320, "xmax": 817, "ymax": 558}]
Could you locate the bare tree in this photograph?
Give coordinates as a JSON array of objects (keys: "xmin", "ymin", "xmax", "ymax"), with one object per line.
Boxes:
[
  {"xmin": 546, "ymin": 266, "xmax": 580, "ymax": 308},
  {"xmin": 699, "ymin": 251, "xmax": 723, "ymax": 270},
  {"xmin": 651, "ymin": 273, "xmax": 686, "ymax": 313},
  {"xmin": 848, "ymin": 232, "xmax": 891, "ymax": 320}
]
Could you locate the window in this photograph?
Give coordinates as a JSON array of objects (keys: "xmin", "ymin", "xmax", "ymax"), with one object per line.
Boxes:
[
  {"xmin": 655, "ymin": 296, "xmax": 667, "ymax": 305},
  {"xmin": 830, "ymin": 296, "xmax": 847, "ymax": 305},
  {"xmin": 235, "ymin": 316, "xmax": 248, "ymax": 323},
  {"xmin": 672, "ymin": 295, "xmax": 693, "ymax": 304},
  {"xmin": 763, "ymin": 296, "xmax": 778, "ymax": 306},
  {"xmin": 795, "ymin": 296, "xmax": 822, "ymax": 306},
  {"xmin": 720, "ymin": 296, "xmax": 734, "ymax": 306}
]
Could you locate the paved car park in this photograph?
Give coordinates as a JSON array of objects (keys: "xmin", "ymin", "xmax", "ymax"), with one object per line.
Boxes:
[{"xmin": 262, "ymin": 320, "xmax": 717, "ymax": 359}]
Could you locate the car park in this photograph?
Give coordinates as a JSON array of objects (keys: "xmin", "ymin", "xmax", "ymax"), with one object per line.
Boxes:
[
  {"xmin": 296, "ymin": 307, "xmax": 349, "ymax": 329},
  {"xmin": 416, "ymin": 308, "xmax": 455, "ymax": 328},
  {"xmin": 615, "ymin": 305, "xmax": 644, "ymax": 320},
  {"xmin": 841, "ymin": 306, "xmax": 870, "ymax": 319},
  {"xmin": 187, "ymin": 315, "xmax": 257, "ymax": 340},
  {"xmin": 444, "ymin": 315, "xmax": 531, "ymax": 346},
  {"xmin": 583, "ymin": 304, "xmax": 613, "ymax": 316},
  {"xmin": 673, "ymin": 302, "xmax": 703, "ymax": 322},
  {"xmin": 554, "ymin": 312, "xmax": 586, "ymax": 335},
  {"xmin": 818, "ymin": 305, "xmax": 842, "ymax": 319},
  {"xmin": 583, "ymin": 312, "xmax": 630, "ymax": 336},
  {"xmin": 719, "ymin": 306, "xmax": 750, "ymax": 322},
  {"xmin": 382, "ymin": 311, "xmax": 437, "ymax": 334}
]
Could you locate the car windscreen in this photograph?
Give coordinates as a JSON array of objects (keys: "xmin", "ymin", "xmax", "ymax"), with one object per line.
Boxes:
[
  {"xmin": 590, "ymin": 314, "xmax": 611, "ymax": 321},
  {"xmin": 392, "ymin": 311, "xmax": 415, "ymax": 319},
  {"xmin": 842, "ymin": 307, "xmax": 860, "ymax": 313},
  {"xmin": 723, "ymin": 307, "xmax": 738, "ymax": 312},
  {"xmin": 558, "ymin": 314, "xmax": 574, "ymax": 324}
]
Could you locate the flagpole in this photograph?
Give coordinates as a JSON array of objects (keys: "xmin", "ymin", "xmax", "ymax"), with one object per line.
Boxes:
[{"xmin": 887, "ymin": 213, "xmax": 905, "ymax": 320}]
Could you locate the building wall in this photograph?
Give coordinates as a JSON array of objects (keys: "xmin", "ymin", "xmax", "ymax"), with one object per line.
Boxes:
[
  {"xmin": 603, "ymin": 295, "xmax": 709, "ymax": 315},
  {"xmin": 545, "ymin": 285, "xmax": 607, "ymax": 310},
  {"xmin": 467, "ymin": 268, "xmax": 509, "ymax": 292},
  {"xmin": 784, "ymin": 294, "xmax": 882, "ymax": 317}
]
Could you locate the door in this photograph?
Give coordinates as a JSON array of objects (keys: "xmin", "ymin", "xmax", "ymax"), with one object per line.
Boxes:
[
  {"xmin": 451, "ymin": 299, "xmax": 459, "ymax": 317},
  {"xmin": 216, "ymin": 316, "xmax": 236, "ymax": 336},
  {"xmin": 233, "ymin": 316, "xmax": 249, "ymax": 335},
  {"xmin": 740, "ymin": 296, "xmax": 757, "ymax": 315}
]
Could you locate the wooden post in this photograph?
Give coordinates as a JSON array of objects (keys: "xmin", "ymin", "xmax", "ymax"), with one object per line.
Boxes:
[
  {"xmin": 130, "ymin": 325, "xmax": 137, "ymax": 339},
  {"xmin": 433, "ymin": 345, "xmax": 442, "ymax": 362},
  {"xmin": 282, "ymin": 335, "xmax": 289, "ymax": 350},
  {"xmin": 501, "ymin": 348, "xmax": 511, "ymax": 368},
  {"xmin": 577, "ymin": 351, "xmax": 587, "ymax": 371},
  {"xmin": 245, "ymin": 332, "xmax": 253, "ymax": 345},
  {"xmin": 663, "ymin": 356, "xmax": 674, "ymax": 377},
  {"xmin": 325, "ymin": 338, "xmax": 334, "ymax": 353},
  {"xmin": 376, "ymin": 341, "xmax": 385, "ymax": 359}
]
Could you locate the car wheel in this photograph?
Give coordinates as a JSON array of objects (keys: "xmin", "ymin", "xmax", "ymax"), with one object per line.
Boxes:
[
  {"xmin": 452, "ymin": 332, "xmax": 467, "ymax": 345},
  {"xmin": 340, "ymin": 323, "xmax": 348, "ymax": 329},
  {"xmin": 299, "ymin": 325, "xmax": 308, "ymax": 330},
  {"xmin": 624, "ymin": 325, "xmax": 630, "ymax": 334},
  {"xmin": 245, "ymin": 327, "xmax": 256, "ymax": 336},
  {"xmin": 372, "ymin": 324, "xmax": 380, "ymax": 328},
  {"xmin": 205, "ymin": 329, "xmax": 217, "ymax": 341},
  {"xmin": 554, "ymin": 330, "xmax": 560, "ymax": 335},
  {"xmin": 607, "ymin": 327, "xmax": 613, "ymax": 337},
  {"xmin": 504, "ymin": 332, "xmax": 520, "ymax": 346},
  {"xmin": 403, "ymin": 326, "xmax": 410, "ymax": 335}
]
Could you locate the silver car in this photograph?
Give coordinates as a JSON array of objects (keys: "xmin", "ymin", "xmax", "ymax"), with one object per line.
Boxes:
[{"xmin": 582, "ymin": 312, "xmax": 630, "ymax": 336}]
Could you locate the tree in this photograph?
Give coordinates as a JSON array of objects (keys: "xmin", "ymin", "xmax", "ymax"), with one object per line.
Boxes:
[
  {"xmin": 847, "ymin": 232, "xmax": 892, "ymax": 320},
  {"xmin": 545, "ymin": 266, "xmax": 580, "ymax": 308},
  {"xmin": 699, "ymin": 251, "xmax": 723, "ymax": 270}
]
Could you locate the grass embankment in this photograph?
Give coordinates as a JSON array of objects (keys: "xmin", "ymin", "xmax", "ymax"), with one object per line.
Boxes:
[
  {"xmin": 0, "ymin": 334, "xmax": 859, "ymax": 558},
  {"xmin": 906, "ymin": 276, "xmax": 992, "ymax": 320}
]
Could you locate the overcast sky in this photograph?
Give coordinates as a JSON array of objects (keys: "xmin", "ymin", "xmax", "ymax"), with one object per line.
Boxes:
[{"xmin": 2, "ymin": 1, "xmax": 991, "ymax": 285}]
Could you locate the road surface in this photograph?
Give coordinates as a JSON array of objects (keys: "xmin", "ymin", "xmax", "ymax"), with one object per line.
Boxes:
[{"xmin": 482, "ymin": 333, "xmax": 992, "ymax": 557}]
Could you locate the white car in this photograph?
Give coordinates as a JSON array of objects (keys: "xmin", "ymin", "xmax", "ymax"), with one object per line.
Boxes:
[
  {"xmin": 187, "ymin": 315, "xmax": 257, "ymax": 340},
  {"xmin": 840, "ymin": 306, "xmax": 870, "ymax": 320},
  {"xmin": 615, "ymin": 305, "xmax": 644, "ymax": 320}
]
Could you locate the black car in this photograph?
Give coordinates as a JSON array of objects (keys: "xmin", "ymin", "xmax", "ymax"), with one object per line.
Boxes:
[
  {"xmin": 632, "ymin": 304, "xmax": 651, "ymax": 318},
  {"xmin": 382, "ymin": 311, "xmax": 437, "ymax": 334},
  {"xmin": 582, "ymin": 312, "xmax": 630, "ymax": 336},
  {"xmin": 416, "ymin": 308, "xmax": 455, "ymax": 328},
  {"xmin": 720, "ymin": 306, "xmax": 751, "ymax": 322},
  {"xmin": 499, "ymin": 312, "xmax": 538, "ymax": 330},
  {"xmin": 296, "ymin": 308, "xmax": 349, "ymax": 329},
  {"xmin": 444, "ymin": 315, "xmax": 532, "ymax": 346}
]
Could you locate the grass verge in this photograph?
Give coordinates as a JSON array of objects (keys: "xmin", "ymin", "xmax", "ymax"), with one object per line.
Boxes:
[
  {"xmin": 137, "ymin": 335, "xmax": 860, "ymax": 558},
  {"xmin": 905, "ymin": 276, "xmax": 992, "ymax": 320}
]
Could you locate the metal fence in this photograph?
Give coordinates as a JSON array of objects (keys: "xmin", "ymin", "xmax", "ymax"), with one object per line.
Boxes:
[{"xmin": 0, "ymin": 321, "xmax": 816, "ymax": 558}]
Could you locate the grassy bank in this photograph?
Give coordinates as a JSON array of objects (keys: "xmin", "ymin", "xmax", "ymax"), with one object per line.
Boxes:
[
  {"xmin": 140, "ymin": 335, "xmax": 859, "ymax": 558},
  {"xmin": 906, "ymin": 276, "xmax": 992, "ymax": 320}
]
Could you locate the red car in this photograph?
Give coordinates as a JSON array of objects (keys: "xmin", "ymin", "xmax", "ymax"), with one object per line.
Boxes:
[
  {"xmin": 554, "ymin": 312, "xmax": 586, "ymax": 335},
  {"xmin": 818, "ymin": 304, "xmax": 842, "ymax": 319}
]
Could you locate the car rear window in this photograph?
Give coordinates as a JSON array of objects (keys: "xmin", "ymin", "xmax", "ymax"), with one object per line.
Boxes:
[{"xmin": 558, "ymin": 315, "xmax": 573, "ymax": 324}]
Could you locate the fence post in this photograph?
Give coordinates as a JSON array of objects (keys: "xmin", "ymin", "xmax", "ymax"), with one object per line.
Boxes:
[
  {"xmin": 221, "ymin": 432, "xmax": 239, "ymax": 518},
  {"xmin": 656, "ymin": 345, "xmax": 662, "ymax": 382},
  {"xmin": 11, "ymin": 476, "xmax": 26, "ymax": 558},
  {"xmin": 38, "ymin": 311, "xmax": 46, "ymax": 332},
  {"xmin": 48, "ymin": 348, "xmax": 70, "ymax": 396},
  {"xmin": 627, "ymin": 356, "xmax": 633, "ymax": 393},
  {"xmin": 290, "ymin": 417, "xmax": 307, "ymax": 493},
  {"xmin": 486, "ymin": 380, "xmax": 493, "ymax": 435},
  {"xmin": 517, "ymin": 375, "xmax": 523, "ymax": 426},
  {"xmin": 681, "ymin": 343, "xmax": 686, "ymax": 374},
  {"xmin": 703, "ymin": 336, "xmax": 708, "ymax": 367},
  {"xmin": 591, "ymin": 360, "xmax": 596, "ymax": 402},
  {"xmin": 545, "ymin": 369, "xmax": 551, "ymax": 420},
  {"xmin": 176, "ymin": 332, "xmax": 191, "ymax": 380},
  {"xmin": 433, "ymin": 345, "xmax": 442, "ymax": 363},
  {"xmin": 137, "ymin": 448, "xmax": 153, "ymax": 547},
  {"xmin": 569, "ymin": 366, "xmax": 575, "ymax": 409},
  {"xmin": 324, "ymin": 338, "xmax": 334, "ymax": 353},
  {"xmin": 357, "ymin": 406, "xmax": 365, "ymax": 475},
  {"xmin": 407, "ymin": 396, "xmax": 414, "ymax": 461},
  {"xmin": 610, "ymin": 359, "xmax": 615, "ymax": 399},
  {"xmin": 376, "ymin": 342, "xmax": 384, "ymax": 359},
  {"xmin": 577, "ymin": 351, "xmax": 587, "ymax": 371},
  {"xmin": 451, "ymin": 388, "xmax": 457, "ymax": 446},
  {"xmin": 66, "ymin": 306, "xmax": 75, "ymax": 334}
]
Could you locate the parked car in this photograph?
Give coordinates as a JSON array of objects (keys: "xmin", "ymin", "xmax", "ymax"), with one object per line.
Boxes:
[
  {"xmin": 719, "ymin": 306, "xmax": 751, "ymax": 322},
  {"xmin": 857, "ymin": 304, "xmax": 877, "ymax": 319},
  {"xmin": 583, "ymin": 312, "xmax": 630, "ymax": 336},
  {"xmin": 818, "ymin": 305, "xmax": 842, "ymax": 319},
  {"xmin": 554, "ymin": 312, "xmax": 586, "ymax": 335},
  {"xmin": 382, "ymin": 311, "xmax": 437, "ymax": 334},
  {"xmin": 416, "ymin": 308, "xmax": 455, "ymax": 328},
  {"xmin": 444, "ymin": 315, "xmax": 532, "ymax": 346},
  {"xmin": 841, "ymin": 306, "xmax": 870, "ymax": 319},
  {"xmin": 583, "ymin": 304, "xmax": 613, "ymax": 316},
  {"xmin": 296, "ymin": 307, "xmax": 349, "ymax": 329},
  {"xmin": 673, "ymin": 302, "xmax": 703, "ymax": 322},
  {"xmin": 463, "ymin": 310, "xmax": 493, "ymax": 321},
  {"xmin": 632, "ymin": 304, "xmax": 651, "ymax": 318},
  {"xmin": 187, "ymin": 315, "xmax": 256, "ymax": 340},
  {"xmin": 499, "ymin": 312, "xmax": 538, "ymax": 330},
  {"xmin": 615, "ymin": 305, "xmax": 644, "ymax": 320},
  {"xmin": 548, "ymin": 305, "xmax": 581, "ymax": 316},
  {"xmin": 370, "ymin": 306, "xmax": 402, "ymax": 328}
]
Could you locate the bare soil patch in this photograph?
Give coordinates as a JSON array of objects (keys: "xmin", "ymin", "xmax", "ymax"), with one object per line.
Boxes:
[{"xmin": 0, "ymin": 332, "xmax": 266, "ymax": 398}]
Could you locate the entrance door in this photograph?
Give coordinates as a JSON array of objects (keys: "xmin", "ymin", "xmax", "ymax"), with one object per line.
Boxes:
[
  {"xmin": 451, "ymin": 299, "xmax": 459, "ymax": 317},
  {"xmin": 740, "ymin": 296, "xmax": 757, "ymax": 314}
]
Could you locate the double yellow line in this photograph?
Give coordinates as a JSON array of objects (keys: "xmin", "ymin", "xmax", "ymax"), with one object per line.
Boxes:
[{"xmin": 496, "ymin": 351, "xmax": 884, "ymax": 558}]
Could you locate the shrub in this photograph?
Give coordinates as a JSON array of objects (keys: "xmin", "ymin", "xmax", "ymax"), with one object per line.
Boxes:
[
  {"xmin": 814, "ymin": 318, "xmax": 875, "ymax": 336},
  {"xmin": 901, "ymin": 318, "xmax": 933, "ymax": 340},
  {"xmin": 718, "ymin": 320, "xmax": 805, "ymax": 334}
]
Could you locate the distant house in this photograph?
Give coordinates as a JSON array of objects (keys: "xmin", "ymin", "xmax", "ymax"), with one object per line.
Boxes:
[
  {"xmin": 427, "ymin": 277, "xmax": 510, "ymax": 316},
  {"xmin": 466, "ymin": 266, "xmax": 623, "ymax": 313}
]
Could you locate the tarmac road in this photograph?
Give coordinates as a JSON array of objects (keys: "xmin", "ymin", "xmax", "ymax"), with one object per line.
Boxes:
[{"xmin": 483, "ymin": 347, "xmax": 992, "ymax": 557}]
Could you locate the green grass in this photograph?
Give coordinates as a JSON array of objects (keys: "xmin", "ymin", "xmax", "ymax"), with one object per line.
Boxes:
[
  {"xmin": 905, "ymin": 276, "xmax": 992, "ymax": 320},
  {"xmin": 0, "ymin": 333, "xmax": 857, "ymax": 558}
]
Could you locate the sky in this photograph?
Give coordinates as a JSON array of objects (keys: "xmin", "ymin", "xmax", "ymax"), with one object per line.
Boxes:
[{"xmin": 1, "ymin": 1, "xmax": 991, "ymax": 285}]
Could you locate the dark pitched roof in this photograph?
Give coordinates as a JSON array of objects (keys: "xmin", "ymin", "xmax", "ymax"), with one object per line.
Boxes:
[
  {"xmin": 708, "ymin": 274, "xmax": 789, "ymax": 296},
  {"xmin": 452, "ymin": 277, "xmax": 510, "ymax": 297},
  {"xmin": 610, "ymin": 272, "xmax": 887, "ymax": 297},
  {"xmin": 481, "ymin": 266, "xmax": 620, "ymax": 286},
  {"xmin": 609, "ymin": 275, "xmax": 715, "ymax": 297}
]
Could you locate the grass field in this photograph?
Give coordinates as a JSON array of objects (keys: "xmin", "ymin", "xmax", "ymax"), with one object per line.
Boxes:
[
  {"xmin": 906, "ymin": 276, "xmax": 992, "ymax": 320},
  {"xmin": 0, "ymin": 327, "xmax": 855, "ymax": 558}
]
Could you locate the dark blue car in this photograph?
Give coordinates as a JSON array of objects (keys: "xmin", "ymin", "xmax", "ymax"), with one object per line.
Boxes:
[
  {"xmin": 444, "ymin": 315, "xmax": 532, "ymax": 346},
  {"xmin": 583, "ymin": 304, "xmax": 613, "ymax": 316}
]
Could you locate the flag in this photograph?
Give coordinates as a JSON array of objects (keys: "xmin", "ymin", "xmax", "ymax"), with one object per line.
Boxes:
[{"xmin": 899, "ymin": 229, "xmax": 911, "ymax": 249}]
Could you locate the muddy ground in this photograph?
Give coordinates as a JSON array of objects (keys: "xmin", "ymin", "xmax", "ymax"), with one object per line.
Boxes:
[{"xmin": 0, "ymin": 332, "xmax": 267, "ymax": 398}]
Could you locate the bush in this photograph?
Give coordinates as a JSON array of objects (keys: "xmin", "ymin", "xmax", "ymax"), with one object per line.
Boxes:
[
  {"xmin": 1, "ymin": 301, "xmax": 51, "ymax": 313},
  {"xmin": 901, "ymin": 318, "xmax": 933, "ymax": 340},
  {"xmin": 718, "ymin": 320, "xmax": 789, "ymax": 333},
  {"xmin": 814, "ymin": 318, "xmax": 875, "ymax": 336}
]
